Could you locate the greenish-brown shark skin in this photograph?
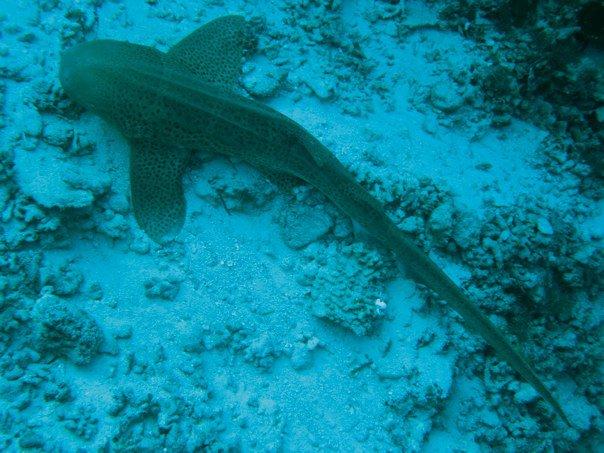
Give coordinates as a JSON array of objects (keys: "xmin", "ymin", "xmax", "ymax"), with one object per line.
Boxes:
[{"xmin": 59, "ymin": 15, "xmax": 570, "ymax": 425}]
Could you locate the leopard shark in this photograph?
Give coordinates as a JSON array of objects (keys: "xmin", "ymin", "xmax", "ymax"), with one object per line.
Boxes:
[{"xmin": 59, "ymin": 15, "xmax": 570, "ymax": 425}]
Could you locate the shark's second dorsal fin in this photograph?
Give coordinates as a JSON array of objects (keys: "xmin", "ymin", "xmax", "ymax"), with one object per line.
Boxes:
[{"xmin": 166, "ymin": 15, "xmax": 247, "ymax": 89}]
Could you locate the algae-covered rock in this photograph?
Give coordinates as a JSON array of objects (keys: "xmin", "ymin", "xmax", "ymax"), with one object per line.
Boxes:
[
  {"xmin": 193, "ymin": 159, "xmax": 276, "ymax": 213},
  {"xmin": 242, "ymin": 59, "xmax": 284, "ymax": 98},
  {"xmin": 143, "ymin": 268, "xmax": 184, "ymax": 301},
  {"xmin": 278, "ymin": 203, "xmax": 333, "ymax": 249},
  {"xmin": 298, "ymin": 241, "xmax": 393, "ymax": 335},
  {"xmin": 429, "ymin": 81, "xmax": 465, "ymax": 113},
  {"xmin": 39, "ymin": 257, "xmax": 83, "ymax": 297},
  {"xmin": 199, "ymin": 323, "xmax": 282, "ymax": 372},
  {"xmin": 13, "ymin": 143, "xmax": 110, "ymax": 209},
  {"xmin": 33, "ymin": 293, "xmax": 103, "ymax": 365}
]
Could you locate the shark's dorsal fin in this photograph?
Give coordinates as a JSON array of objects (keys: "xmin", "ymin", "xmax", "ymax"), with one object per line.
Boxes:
[
  {"xmin": 129, "ymin": 138, "xmax": 190, "ymax": 243},
  {"xmin": 166, "ymin": 15, "xmax": 247, "ymax": 89}
]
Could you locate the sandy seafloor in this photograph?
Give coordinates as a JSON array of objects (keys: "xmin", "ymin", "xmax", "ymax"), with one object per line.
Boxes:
[{"xmin": 0, "ymin": 0, "xmax": 602, "ymax": 451}]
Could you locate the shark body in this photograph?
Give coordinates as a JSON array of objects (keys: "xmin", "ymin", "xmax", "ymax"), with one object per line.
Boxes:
[{"xmin": 59, "ymin": 15, "xmax": 569, "ymax": 425}]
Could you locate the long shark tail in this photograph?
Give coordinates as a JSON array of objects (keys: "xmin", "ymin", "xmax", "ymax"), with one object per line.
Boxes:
[
  {"xmin": 389, "ymin": 229, "xmax": 571, "ymax": 426},
  {"xmin": 295, "ymin": 132, "xmax": 571, "ymax": 426}
]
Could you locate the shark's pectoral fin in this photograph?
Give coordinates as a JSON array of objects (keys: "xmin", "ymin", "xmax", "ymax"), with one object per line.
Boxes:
[
  {"xmin": 129, "ymin": 139, "xmax": 190, "ymax": 243},
  {"xmin": 166, "ymin": 15, "xmax": 248, "ymax": 90}
]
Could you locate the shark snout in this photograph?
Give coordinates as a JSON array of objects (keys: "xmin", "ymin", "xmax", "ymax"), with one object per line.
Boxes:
[
  {"xmin": 59, "ymin": 46, "xmax": 86, "ymax": 100},
  {"xmin": 59, "ymin": 53, "xmax": 74, "ymax": 91},
  {"xmin": 59, "ymin": 42, "xmax": 110, "ymax": 110}
]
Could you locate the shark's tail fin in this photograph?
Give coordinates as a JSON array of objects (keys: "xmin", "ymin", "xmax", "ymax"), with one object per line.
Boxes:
[{"xmin": 390, "ymin": 230, "xmax": 571, "ymax": 426}]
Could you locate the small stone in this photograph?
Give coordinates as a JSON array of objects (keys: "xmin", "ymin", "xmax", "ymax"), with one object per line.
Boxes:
[
  {"xmin": 130, "ymin": 233, "xmax": 151, "ymax": 254},
  {"xmin": 113, "ymin": 325, "xmax": 133, "ymax": 340},
  {"xmin": 475, "ymin": 162, "xmax": 492, "ymax": 171},
  {"xmin": 144, "ymin": 272, "xmax": 182, "ymax": 301},
  {"xmin": 5, "ymin": 366, "xmax": 25, "ymax": 381},
  {"xmin": 514, "ymin": 383, "xmax": 538, "ymax": 404},
  {"xmin": 306, "ymin": 336, "xmax": 320, "ymax": 350},
  {"xmin": 290, "ymin": 343, "xmax": 311, "ymax": 370},
  {"xmin": 299, "ymin": 66, "xmax": 336, "ymax": 101},
  {"xmin": 22, "ymin": 108, "xmax": 43, "ymax": 137},
  {"xmin": 422, "ymin": 115, "xmax": 438, "ymax": 135},
  {"xmin": 429, "ymin": 82, "xmax": 465, "ymax": 113},
  {"xmin": 536, "ymin": 217, "xmax": 553, "ymax": 235},
  {"xmin": 43, "ymin": 121, "xmax": 74, "ymax": 148},
  {"xmin": 399, "ymin": 216, "xmax": 423, "ymax": 233},
  {"xmin": 428, "ymin": 202, "xmax": 453, "ymax": 234},
  {"xmin": 279, "ymin": 204, "xmax": 333, "ymax": 249},
  {"xmin": 242, "ymin": 70, "xmax": 282, "ymax": 98},
  {"xmin": 572, "ymin": 245, "xmax": 595, "ymax": 264},
  {"xmin": 305, "ymin": 76, "xmax": 334, "ymax": 100},
  {"xmin": 19, "ymin": 432, "xmax": 44, "ymax": 449}
]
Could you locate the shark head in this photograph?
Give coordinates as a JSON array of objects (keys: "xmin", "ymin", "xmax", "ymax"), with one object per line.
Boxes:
[
  {"xmin": 60, "ymin": 40, "xmax": 113, "ymax": 112},
  {"xmin": 60, "ymin": 40, "xmax": 162, "ymax": 118},
  {"xmin": 57, "ymin": 16, "xmax": 251, "ymax": 244}
]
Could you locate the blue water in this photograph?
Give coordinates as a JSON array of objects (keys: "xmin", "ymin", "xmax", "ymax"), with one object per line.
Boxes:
[{"xmin": 0, "ymin": 0, "xmax": 602, "ymax": 451}]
